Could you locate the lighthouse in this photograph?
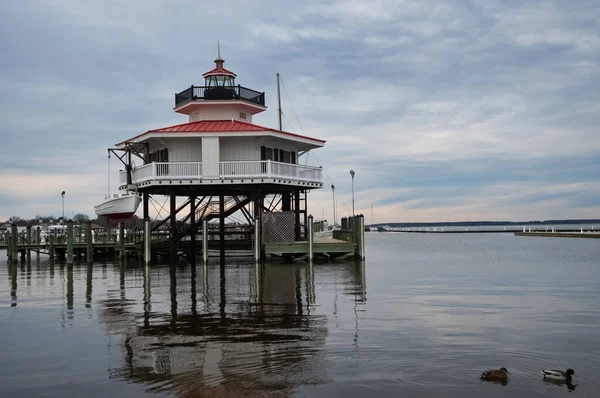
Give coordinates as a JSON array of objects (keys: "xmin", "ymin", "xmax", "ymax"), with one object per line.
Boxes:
[{"xmin": 107, "ymin": 52, "xmax": 326, "ymax": 261}]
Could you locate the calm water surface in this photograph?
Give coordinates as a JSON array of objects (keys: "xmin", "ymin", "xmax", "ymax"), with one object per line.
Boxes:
[{"xmin": 1, "ymin": 233, "xmax": 599, "ymax": 397}]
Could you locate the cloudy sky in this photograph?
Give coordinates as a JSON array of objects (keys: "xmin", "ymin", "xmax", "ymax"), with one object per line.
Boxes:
[{"xmin": 1, "ymin": 0, "xmax": 598, "ymax": 223}]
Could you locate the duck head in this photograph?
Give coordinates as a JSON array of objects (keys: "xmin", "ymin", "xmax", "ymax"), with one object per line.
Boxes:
[{"xmin": 565, "ymin": 369, "xmax": 575, "ymax": 376}]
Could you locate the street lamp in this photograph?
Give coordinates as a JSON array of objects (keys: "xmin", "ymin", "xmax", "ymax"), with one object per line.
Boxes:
[
  {"xmin": 331, "ymin": 184, "xmax": 336, "ymax": 226},
  {"xmin": 61, "ymin": 191, "xmax": 65, "ymax": 220},
  {"xmin": 349, "ymin": 170, "xmax": 355, "ymax": 216}
]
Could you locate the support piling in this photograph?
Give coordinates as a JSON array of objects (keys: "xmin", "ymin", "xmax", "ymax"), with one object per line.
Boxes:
[
  {"xmin": 49, "ymin": 234, "xmax": 55, "ymax": 259},
  {"xmin": 26, "ymin": 226, "xmax": 32, "ymax": 261},
  {"xmin": 144, "ymin": 218, "xmax": 151, "ymax": 265},
  {"xmin": 66, "ymin": 221, "xmax": 74, "ymax": 265},
  {"xmin": 86, "ymin": 221, "xmax": 93, "ymax": 263},
  {"xmin": 202, "ymin": 219, "xmax": 209, "ymax": 265},
  {"xmin": 11, "ymin": 224, "xmax": 18, "ymax": 263},
  {"xmin": 254, "ymin": 215, "xmax": 261, "ymax": 262},
  {"xmin": 308, "ymin": 215, "xmax": 314, "ymax": 260},
  {"xmin": 118, "ymin": 222, "xmax": 125, "ymax": 260}
]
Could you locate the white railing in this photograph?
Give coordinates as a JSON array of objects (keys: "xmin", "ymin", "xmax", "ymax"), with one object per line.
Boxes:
[
  {"xmin": 220, "ymin": 161, "xmax": 264, "ymax": 177},
  {"xmin": 121, "ymin": 160, "xmax": 322, "ymax": 184},
  {"xmin": 132, "ymin": 163, "xmax": 154, "ymax": 182},
  {"xmin": 155, "ymin": 162, "xmax": 202, "ymax": 179},
  {"xmin": 220, "ymin": 160, "xmax": 322, "ymax": 182}
]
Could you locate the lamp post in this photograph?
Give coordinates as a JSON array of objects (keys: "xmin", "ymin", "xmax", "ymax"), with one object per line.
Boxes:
[
  {"xmin": 61, "ymin": 191, "xmax": 65, "ymax": 220},
  {"xmin": 349, "ymin": 170, "xmax": 355, "ymax": 217},
  {"xmin": 331, "ymin": 184, "xmax": 336, "ymax": 226}
]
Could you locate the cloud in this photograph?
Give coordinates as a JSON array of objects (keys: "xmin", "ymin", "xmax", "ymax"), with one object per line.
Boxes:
[{"xmin": 0, "ymin": 0, "xmax": 598, "ymax": 223}]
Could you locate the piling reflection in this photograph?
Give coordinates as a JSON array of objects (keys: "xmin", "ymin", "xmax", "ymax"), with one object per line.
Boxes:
[
  {"xmin": 96, "ymin": 260, "xmax": 366, "ymax": 397},
  {"xmin": 10, "ymin": 263, "xmax": 17, "ymax": 307},
  {"xmin": 86, "ymin": 264, "xmax": 93, "ymax": 308}
]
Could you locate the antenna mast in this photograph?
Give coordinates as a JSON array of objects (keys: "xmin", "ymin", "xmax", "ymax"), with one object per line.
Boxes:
[{"xmin": 276, "ymin": 73, "xmax": 283, "ymax": 130}]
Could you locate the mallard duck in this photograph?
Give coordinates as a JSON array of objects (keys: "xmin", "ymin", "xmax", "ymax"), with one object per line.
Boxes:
[
  {"xmin": 480, "ymin": 367, "xmax": 511, "ymax": 381},
  {"xmin": 541, "ymin": 368, "xmax": 574, "ymax": 381}
]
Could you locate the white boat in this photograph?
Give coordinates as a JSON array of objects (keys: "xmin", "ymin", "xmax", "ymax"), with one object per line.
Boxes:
[{"xmin": 94, "ymin": 192, "xmax": 141, "ymax": 222}]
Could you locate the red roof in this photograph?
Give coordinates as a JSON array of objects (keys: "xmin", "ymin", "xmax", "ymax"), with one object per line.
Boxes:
[
  {"xmin": 118, "ymin": 120, "xmax": 325, "ymax": 145},
  {"xmin": 202, "ymin": 67, "xmax": 237, "ymax": 78}
]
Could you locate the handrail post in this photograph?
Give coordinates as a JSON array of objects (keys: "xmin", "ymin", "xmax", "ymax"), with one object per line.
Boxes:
[{"xmin": 267, "ymin": 160, "xmax": 272, "ymax": 178}]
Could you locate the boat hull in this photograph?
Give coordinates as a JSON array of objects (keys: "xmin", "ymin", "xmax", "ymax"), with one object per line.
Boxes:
[{"xmin": 94, "ymin": 194, "xmax": 142, "ymax": 221}]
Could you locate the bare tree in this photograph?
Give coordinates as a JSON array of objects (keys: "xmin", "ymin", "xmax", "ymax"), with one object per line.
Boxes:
[{"xmin": 73, "ymin": 213, "xmax": 91, "ymax": 224}]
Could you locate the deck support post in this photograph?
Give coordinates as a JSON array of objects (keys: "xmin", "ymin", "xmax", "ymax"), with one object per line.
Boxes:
[
  {"xmin": 190, "ymin": 195, "xmax": 196, "ymax": 259},
  {"xmin": 219, "ymin": 195, "xmax": 225, "ymax": 262},
  {"xmin": 144, "ymin": 218, "xmax": 151, "ymax": 265},
  {"xmin": 308, "ymin": 214, "xmax": 314, "ymax": 260},
  {"xmin": 170, "ymin": 193, "xmax": 177, "ymax": 262},
  {"xmin": 294, "ymin": 189, "xmax": 301, "ymax": 240},
  {"xmin": 67, "ymin": 220, "xmax": 74, "ymax": 265},
  {"xmin": 86, "ymin": 221, "xmax": 93, "ymax": 263},
  {"xmin": 11, "ymin": 224, "xmax": 18, "ymax": 263},
  {"xmin": 26, "ymin": 226, "xmax": 32, "ymax": 261},
  {"xmin": 36, "ymin": 226, "xmax": 41, "ymax": 246},
  {"xmin": 202, "ymin": 219, "xmax": 209, "ymax": 265},
  {"xmin": 254, "ymin": 215, "xmax": 261, "ymax": 262},
  {"xmin": 118, "ymin": 222, "xmax": 125, "ymax": 260},
  {"xmin": 143, "ymin": 191, "xmax": 149, "ymax": 221}
]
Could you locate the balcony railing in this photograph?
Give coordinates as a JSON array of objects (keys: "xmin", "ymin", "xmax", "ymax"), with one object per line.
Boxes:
[
  {"xmin": 120, "ymin": 161, "xmax": 322, "ymax": 185},
  {"xmin": 175, "ymin": 85, "xmax": 265, "ymax": 107}
]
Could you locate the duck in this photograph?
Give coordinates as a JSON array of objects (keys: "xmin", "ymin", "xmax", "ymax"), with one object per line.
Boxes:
[
  {"xmin": 480, "ymin": 367, "xmax": 511, "ymax": 382},
  {"xmin": 541, "ymin": 368, "xmax": 574, "ymax": 381}
]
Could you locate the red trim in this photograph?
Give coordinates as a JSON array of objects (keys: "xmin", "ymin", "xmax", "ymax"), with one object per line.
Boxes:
[
  {"xmin": 202, "ymin": 67, "xmax": 237, "ymax": 77},
  {"xmin": 103, "ymin": 212, "xmax": 136, "ymax": 223},
  {"xmin": 116, "ymin": 120, "xmax": 326, "ymax": 146}
]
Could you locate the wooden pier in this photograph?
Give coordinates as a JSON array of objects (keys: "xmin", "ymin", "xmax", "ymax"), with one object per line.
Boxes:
[{"xmin": 1, "ymin": 215, "xmax": 366, "ymax": 263}]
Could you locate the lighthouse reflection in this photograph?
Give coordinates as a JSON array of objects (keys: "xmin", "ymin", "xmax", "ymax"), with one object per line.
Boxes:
[{"xmin": 99, "ymin": 259, "xmax": 366, "ymax": 396}]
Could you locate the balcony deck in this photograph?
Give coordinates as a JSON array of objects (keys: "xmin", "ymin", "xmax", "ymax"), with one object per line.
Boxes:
[
  {"xmin": 119, "ymin": 160, "xmax": 323, "ymax": 190},
  {"xmin": 175, "ymin": 85, "xmax": 265, "ymax": 107}
]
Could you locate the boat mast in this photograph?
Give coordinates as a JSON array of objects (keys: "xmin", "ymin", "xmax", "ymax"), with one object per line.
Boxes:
[
  {"xmin": 277, "ymin": 72, "xmax": 283, "ymax": 130},
  {"xmin": 107, "ymin": 150, "xmax": 111, "ymax": 194}
]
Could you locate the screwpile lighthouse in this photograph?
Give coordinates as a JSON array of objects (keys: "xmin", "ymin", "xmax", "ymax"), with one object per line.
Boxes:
[{"xmin": 104, "ymin": 52, "xmax": 326, "ymax": 261}]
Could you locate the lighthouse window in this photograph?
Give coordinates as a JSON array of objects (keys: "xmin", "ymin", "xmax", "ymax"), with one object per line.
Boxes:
[
  {"xmin": 239, "ymin": 112, "xmax": 247, "ymax": 120},
  {"xmin": 260, "ymin": 146, "xmax": 296, "ymax": 164}
]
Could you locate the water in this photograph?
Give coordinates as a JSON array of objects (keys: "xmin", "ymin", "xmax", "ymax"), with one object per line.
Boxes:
[{"xmin": 1, "ymin": 233, "xmax": 599, "ymax": 397}]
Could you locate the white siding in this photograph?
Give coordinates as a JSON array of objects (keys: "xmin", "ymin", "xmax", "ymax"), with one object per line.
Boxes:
[
  {"xmin": 219, "ymin": 137, "xmax": 260, "ymax": 161},
  {"xmin": 148, "ymin": 138, "xmax": 202, "ymax": 162},
  {"xmin": 188, "ymin": 106, "xmax": 253, "ymax": 123},
  {"xmin": 202, "ymin": 137, "xmax": 220, "ymax": 177}
]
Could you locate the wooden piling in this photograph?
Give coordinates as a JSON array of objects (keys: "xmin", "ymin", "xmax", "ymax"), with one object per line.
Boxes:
[
  {"xmin": 118, "ymin": 222, "xmax": 125, "ymax": 259},
  {"xmin": 190, "ymin": 195, "xmax": 196, "ymax": 259},
  {"xmin": 144, "ymin": 218, "xmax": 151, "ymax": 265},
  {"xmin": 308, "ymin": 215, "xmax": 314, "ymax": 260},
  {"xmin": 254, "ymin": 215, "xmax": 261, "ymax": 262},
  {"xmin": 11, "ymin": 224, "xmax": 18, "ymax": 263},
  {"xmin": 202, "ymin": 219, "xmax": 208, "ymax": 265},
  {"xmin": 7, "ymin": 233, "xmax": 12, "ymax": 261},
  {"xmin": 49, "ymin": 234, "xmax": 55, "ymax": 259},
  {"xmin": 356, "ymin": 214, "xmax": 365, "ymax": 260},
  {"xmin": 67, "ymin": 221, "xmax": 74, "ymax": 265},
  {"xmin": 26, "ymin": 226, "xmax": 32, "ymax": 261},
  {"xmin": 86, "ymin": 221, "xmax": 93, "ymax": 263}
]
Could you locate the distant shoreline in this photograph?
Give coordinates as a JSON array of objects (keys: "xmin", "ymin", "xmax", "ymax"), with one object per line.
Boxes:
[{"xmin": 372, "ymin": 219, "xmax": 600, "ymax": 228}]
